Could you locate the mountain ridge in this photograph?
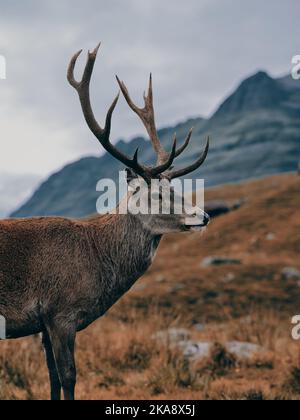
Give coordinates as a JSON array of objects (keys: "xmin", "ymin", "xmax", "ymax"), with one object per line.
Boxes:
[{"xmin": 11, "ymin": 71, "xmax": 300, "ymax": 218}]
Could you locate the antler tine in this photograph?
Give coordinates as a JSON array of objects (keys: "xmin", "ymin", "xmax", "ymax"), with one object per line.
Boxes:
[
  {"xmin": 167, "ymin": 136, "xmax": 210, "ymax": 180},
  {"xmin": 82, "ymin": 43, "xmax": 101, "ymax": 85},
  {"xmin": 67, "ymin": 44, "xmax": 150, "ymax": 181},
  {"xmin": 67, "ymin": 43, "xmax": 107, "ymax": 139},
  {"xmin": 151, "ymin": 136, "xmax": 177, "ymax": 176},
  {"xmin": 175, "ymin": 128, "xmax": 193, "ymax": 158},
  {"xmin": 116, "ymin": 74, "xmax": 169, "ymax": 165},
  {"xmin": 67, "ymin": 49, "xmax": 83, "ymax": 89},
  {"xmin": 68, "ymin": 43, "xmax": 209, "ymax": 182},
  {"xmin": 115, "ymin": 76, "xmax": 139, "ymax": 114},
  {"xmin": 144, "ymin": 73, "xmax": 153, "ymax": 109}
]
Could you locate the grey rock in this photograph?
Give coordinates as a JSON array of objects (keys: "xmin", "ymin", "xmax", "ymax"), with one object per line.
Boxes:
[
  {"xmin": 183, "ymin": 342, "xmax": 211, "ymax": 359},
  {"xmin": 202, "ymin": 256, "xmax": 242, "ymax": 267},
  {"xmin": 205, "ymin": 201, "xmax": 230, "ymax": 218},
  {"xmin": 226, "ymin": 341, "xmax": 263, "ymax": 359},
  {"xmin": 266, "ymin": 233, "xmax": 276, "ymax": 241},
  {"xmin": 152, "ymin": 328, "xmax": 191, "ymax": 344},
  {"xmin": 179, "ymin": 341, "xmax": 264, "ymax": 361},
  {"xmin": 282, "ymin": 267, "xmax": 300, "ymax": 280},
  {"xmin": 204, "ymin": 200, "xmax": 245, "ymax": 218}
]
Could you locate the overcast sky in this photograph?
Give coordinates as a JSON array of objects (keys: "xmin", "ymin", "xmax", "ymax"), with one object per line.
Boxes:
[{"xmin": 0, "ymin": 0, "xmax": 299, "ymax": 179}]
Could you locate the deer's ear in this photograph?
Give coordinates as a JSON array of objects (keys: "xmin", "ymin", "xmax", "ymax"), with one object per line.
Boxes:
[{"xmin": 126, "ymin": 168, "xmax": 138, "ymax": 184}]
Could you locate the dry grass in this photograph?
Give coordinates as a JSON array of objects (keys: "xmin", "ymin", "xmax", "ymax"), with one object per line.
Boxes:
[{"xmin": 0, "ymin": 173, "xmax": 300, "ymax": 400}]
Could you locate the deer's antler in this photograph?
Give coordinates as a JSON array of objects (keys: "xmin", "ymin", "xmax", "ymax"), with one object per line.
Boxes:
[
  {"xmin": 68, "ymin": 43, "xmax": 209, "ymax": 181},
  {"xmin": 166, "ymin": 136, "xmax": 210, "ymax": 180},
  {"xmin": 68, "ymin": 44, "xmax": 176, "ymax": 181},
  {"xmin": 116, "ymin": 74, "xmax": 209, "ymax": 179}
]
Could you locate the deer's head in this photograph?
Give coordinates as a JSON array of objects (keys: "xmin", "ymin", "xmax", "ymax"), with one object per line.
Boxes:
[{"xmin": 68, "ymin": 43, "xmax": 210, "ymax": 235}]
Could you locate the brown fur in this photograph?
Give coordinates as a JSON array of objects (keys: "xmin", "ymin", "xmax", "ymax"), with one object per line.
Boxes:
[
  {"xmin": 0, "ymin": 214, "xmax": 160, "ymax": 338},
  {"xmin": 0, "ymin": 213, "xmax": 162, "ymax": 399},
  {"xmin": 0, "ymin": 43, "xmax": 209, "ymax": 400}
]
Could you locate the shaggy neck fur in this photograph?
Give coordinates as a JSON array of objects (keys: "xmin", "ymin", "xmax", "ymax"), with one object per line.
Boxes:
[{"xmin": 86, "ymin": 213, "xmax": 162, "ymax": 308}]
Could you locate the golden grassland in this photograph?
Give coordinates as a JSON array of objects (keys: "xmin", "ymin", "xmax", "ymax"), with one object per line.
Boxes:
[{"xmin": 0, "ymin": 173, "xmax": 300, "ymax": 400}]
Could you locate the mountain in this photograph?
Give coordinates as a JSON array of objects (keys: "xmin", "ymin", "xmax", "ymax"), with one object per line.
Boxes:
[
  {"xmin": 11, "ymin": 71, "xmax": 300, "ymax": 218},
  {"xmin": 213, "ymin": 71, "xmax": 289, "ymax": 116}
]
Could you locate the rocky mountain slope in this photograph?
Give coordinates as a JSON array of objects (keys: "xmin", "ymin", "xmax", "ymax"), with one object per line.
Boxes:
[{"xmin": 11, "ymin": 72, "xmax": 300, "ymax": 218}]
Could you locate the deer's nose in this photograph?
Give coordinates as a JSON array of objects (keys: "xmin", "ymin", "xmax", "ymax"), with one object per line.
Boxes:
[
  {"xmin": 202, "ymin": 212, "xmax": 210, "ymax": 226},
  {"xmin": 192, "ymin": 211, "xmax": 210, "ymax": 226}
]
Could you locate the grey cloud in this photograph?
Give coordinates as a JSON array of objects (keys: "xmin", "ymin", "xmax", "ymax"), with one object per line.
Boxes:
[
  {"xmin": 0, "ymin": 0, "xmax": 299, "ymax": 178},
  {"xmin": 0, "ymin": 172, "xmax": 41, "ymax": 217}
]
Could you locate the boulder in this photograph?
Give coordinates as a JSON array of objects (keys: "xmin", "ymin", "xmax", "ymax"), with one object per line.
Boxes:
[
  {"xmin": 202, "ymin": 256, "xmax": 242, "ymax": 267},
  {"xmin": 205, "ymin": 200, "xmax": 244, "ymax": 218},
  {"xmin": 282, "ymin": 267, "xmax": 300, "ymax": 280},
  {"xmin": 266, "ymin": 233, "xmax": 276, "ymax": 241},
  {"xmin": 152, "ymin": 328, "xmax": 191, "ymax": 344},
  {"xmin": 205, "ymin": 201, "xmax": 230, "ymax": 218},
  {"xmin": 183, "ymin": 342, "xmax": 211, "ymax": 359},
  {"xmin": 180, "ymin": 341, "xmax": 264, "ymax": 361},
  {"xmin": 226, "ymin": 341, "xmax": 263, "ymax": 359}
]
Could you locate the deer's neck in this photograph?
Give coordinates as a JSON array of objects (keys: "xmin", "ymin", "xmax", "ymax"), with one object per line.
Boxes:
[{"xmin": 88, "ymin": 214, "xmax": 161, "ymax": 298}]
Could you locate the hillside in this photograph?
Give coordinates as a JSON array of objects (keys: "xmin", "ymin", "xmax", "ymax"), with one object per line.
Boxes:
[
  {"xmin": 11, "ymin": 72, "xmax": 300, "ymax": 218},
  {"xmin": 1, "ymin": 173, "xmax": 300, "ymax": 400}
]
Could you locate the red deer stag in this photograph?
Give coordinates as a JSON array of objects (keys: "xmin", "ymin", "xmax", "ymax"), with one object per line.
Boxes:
[{"xmin": 0, "ymin": 44, "xmax": 210, "ymax": 400}]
